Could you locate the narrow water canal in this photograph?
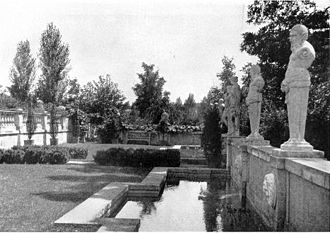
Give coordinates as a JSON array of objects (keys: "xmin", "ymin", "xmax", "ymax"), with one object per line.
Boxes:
[{"xmin": 115, "ymin": 178, "xmax": 268, "ymax": 231}]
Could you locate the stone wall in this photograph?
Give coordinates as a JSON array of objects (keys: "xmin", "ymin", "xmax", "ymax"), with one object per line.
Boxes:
[
  {"xmin": 226, "ymin": 137, "xmax": 330, "ymax": 231},
  {"xmin": 0, "ymin": 109, "xmax": 71, "ymax": 148},
  {"xmin": 121, "ymin": 130, "xmax": 202, "ymax": 146}
]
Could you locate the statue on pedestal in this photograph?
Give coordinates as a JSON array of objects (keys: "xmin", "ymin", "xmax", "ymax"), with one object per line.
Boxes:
[
  {"xmin": 221, "ymin": 76, "xmax": 241, "ymax": 136},
  {"xmin": 246, "ymin": 65, "xmax": 265, "ymax": 139},
  {"xmin": 280, "ymin": 24, "xmax": 315, "ymax": 151}
]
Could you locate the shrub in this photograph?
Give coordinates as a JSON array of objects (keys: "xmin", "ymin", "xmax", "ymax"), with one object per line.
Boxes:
[
  {"xmin": 2, "ymin": 145, "xmax": 74, "ymax": 164},
  {"xmin": 47, "ymin": 148, "xmax": 69, "ymax": 164},
  {"xmin": 64, "ymin": 147, "xmax": 88, "ymax": 159},
  {"xmin": 0, "ymin": 149, "xmax": 4, "ymax": 163},
  {"xmin": 94, "ymin": 147, "xmax": 180, "ymax": 167},
  {"xmin": 201, "ymin": 107, "xmax": 222, "ymax": 156},
  {"xmin": 2, "ymin": 149, "xmax": 25, "ymax": 164},
  {"xmin": 24, "ymin": 147, "xmax": 41, "ymax": 164}
]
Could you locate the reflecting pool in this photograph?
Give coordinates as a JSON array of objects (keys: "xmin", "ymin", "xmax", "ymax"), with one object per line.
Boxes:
[{"xmin": 115, "ymin": 178, "xmax": 268, "ymax": 231}]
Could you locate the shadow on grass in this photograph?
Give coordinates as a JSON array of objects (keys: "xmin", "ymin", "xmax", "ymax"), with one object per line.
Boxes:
[
  {"xmin": 65, "ymin": 163, "xmax": 151, "ymax": 176},
  {"xmin": 33, "ymin": 191, "xmax": 94, "ymax": 202},
  {"xmin": 31, "ymin": 165, "xmax": 150, "ymax": 203}
]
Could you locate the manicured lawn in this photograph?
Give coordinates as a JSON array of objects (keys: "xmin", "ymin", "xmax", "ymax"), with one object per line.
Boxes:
[
  {"xmin": 0, "ymin": 163, "xmax": 151, "ymax": 232},
  {"xmin": 61, "ymin": 142, "xmax": 165, "ymax": 160}
]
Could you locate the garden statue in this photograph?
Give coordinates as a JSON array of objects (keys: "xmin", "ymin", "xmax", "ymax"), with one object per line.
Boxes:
[
  {"xmin": 280, "ymin": 24, "xmax": 315, "ymax": 151},
  {"xmin": 221, "ymin": 77, "xmax": 241, "ymax": 136},
  {"xmin": 157, "ymin": 110, "xmax": 170, "ymax": 145},
  {"xmin": 246, "ymin": 64, "xmax": 265, "ymax": 139},
  {"xmin": 228, "ymin": 76, "xmax": 241, "ymax": 136}
]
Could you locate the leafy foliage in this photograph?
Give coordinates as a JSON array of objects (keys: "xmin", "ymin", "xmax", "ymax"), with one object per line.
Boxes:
[
  {"xmin": 201, "ymin": 105, "xmax": 222, "ymax": 157},
  {"xmin": 182, "ymin": 93, "xmax": 199, "ymax": 125},
  {"xmin": 133, "ymin": 62, "xmax": 169, "ymax": 123},
  {"xmin": 36, "ymin": 23, "xmax": 70, "ymax": 105},
  {"xmin": 80, "ymin": 74, "xmax": 128, "ymax": 125},
  {"xmin": 216, "ymin": 56, "xmax": 238, "ymax": 94},
  {"xmin": 94, "ymin": 147, "xmax": 180, "ymax": 167},
  {"xmin": 8, "ymin": 40, "xmax": 36, "ymax": 103}
]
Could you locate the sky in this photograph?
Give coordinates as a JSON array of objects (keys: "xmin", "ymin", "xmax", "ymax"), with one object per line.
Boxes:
[{"xmin": 0, "ymin": 0, "xmax": 327, "ymax": 104}]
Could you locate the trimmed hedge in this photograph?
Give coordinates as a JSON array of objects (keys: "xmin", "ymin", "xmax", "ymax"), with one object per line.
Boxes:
[
  {"xmin": 0, "ymin": 146, "xmax": 88, "ymax": 164},
  {"xmin": 94, "ymin": 148, "xmax": 180, "ymax": 167}
]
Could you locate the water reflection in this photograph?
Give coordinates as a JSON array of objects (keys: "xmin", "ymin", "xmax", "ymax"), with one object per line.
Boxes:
[{"xmin": 116, "ymin": 178, "xmax": 267, "ymax": 231}]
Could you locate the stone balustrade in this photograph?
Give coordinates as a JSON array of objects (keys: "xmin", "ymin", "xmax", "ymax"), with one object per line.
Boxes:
[
  {"xmin": 225, "ymin": 136, "xmax": 330, "ymax": 231},
  {"xmin": 120, "ymin": 130, "xmax": 202, "ymax": 146},
  {"xmin": 0, "ymin": 109, "xmax": 70, "ymax": 148}
]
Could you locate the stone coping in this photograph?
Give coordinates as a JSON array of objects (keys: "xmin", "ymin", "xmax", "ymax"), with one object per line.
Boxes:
[
  {"xmin": 285, "ymin": 158, "xmax": 330, "ymax": 190},
  {"xmin": 0, "ymin": 130, "xmax": 70, "ymax": 137},
  {"xmin": 97, "ymin": 218, "xmax": 140, "ymax": 232}
]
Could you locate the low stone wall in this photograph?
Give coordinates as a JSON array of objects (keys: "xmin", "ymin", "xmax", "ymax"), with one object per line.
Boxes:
[
  {"xmin": 0, "ymin": 109, "xmax": 71, "ymax": 148},
  {"xmin": 226, "ymin": 136, "xmax": 330, "ymax": 231},
  {"xmin": 121, "ymin": 130, "xmax": 202, "ymax": 146}
]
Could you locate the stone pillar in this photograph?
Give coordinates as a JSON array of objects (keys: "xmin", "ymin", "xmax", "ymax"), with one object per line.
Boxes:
[
  {"xmin": 240, "ymin": 144, "xmax": 248, "ymax": 209},
  {"xmin": 41, "ymin": 111, "xmax": 48, "ymax": 146},
  {"xmin": 269, "ymin": 156, "xmax": 287, "ymax": 231},
  {"xmin": 15, "ymin": 109, "xmax": 24, "ymax": 147}
]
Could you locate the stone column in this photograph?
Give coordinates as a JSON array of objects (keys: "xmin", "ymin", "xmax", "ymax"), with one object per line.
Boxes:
[
  {"xmin": 41, "ymin": 111, "xmax": 48, "ymax": 146},
  {"xmin": 15, "ymin": 109, "xmax": 24, "ymax": 147},
  {"xmin": 270, "ymin": 156, "xmax": 287, "ymax": 231}
]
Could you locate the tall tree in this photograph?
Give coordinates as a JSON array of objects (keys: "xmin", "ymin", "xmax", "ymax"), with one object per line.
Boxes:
[
  {"xmin": 36, "ymin": 23, "xmax": 70, "ymax": 105},
  {"xmin": 133, "ymin": 62, "xmax": 167, "ymax": 123},
  {"xmin": 216, "ymin": 56, "xmax": 237, "ymax": 94},
  {"xmin": 8, "ymin": 40, "xmax": 36, "ymax": 103},
  {"xmin": 241, "ymin": 0, "xmax": 329, "ymax": 156},
  {"xmin": 183, "ymin": 93, "xmax": 198, "ymax": 125}
]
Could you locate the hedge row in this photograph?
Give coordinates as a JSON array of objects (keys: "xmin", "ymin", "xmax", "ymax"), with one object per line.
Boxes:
[
  {"xmin": 94, "ymin": 148, "xmax": 180, "ymax": 167},
  {"xmin": 0, "ymin": 145, "xmax": 88, "ymax": 164}
]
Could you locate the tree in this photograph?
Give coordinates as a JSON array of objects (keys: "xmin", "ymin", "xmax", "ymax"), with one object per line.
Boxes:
[
  {"xmin": 36, "ymin": 23, "xmax": 70, "ymax": 144},
  {"xmin": 216, "ymin": 56, "xmax": 238, "ymax": 95},
  {"xmin": 79, "ymin": 74, "xmax": 128, "ymax": 143},
  {"xmin": 133, "ymin": 62, "xmax": 168, "ymax": 123},
  {"xmin": 183, "ymin": 93, "xmax": 198, "ymax": 125},
  {"xmin": 199, "ymin": 86, "xmax": 223, "ymax": 124},
  {"xmin": 36, "ymin": 22, "xmax": 70, "ymax": 105},
  {"xmin": 8, "ymin": 40, "xmax": 36, "ymax": 103},
  {"xmin": 169, "ymin": 97, "xmax": 185, "ymax": 124},
  {"xmin": 80, "ymin": 74, "xmax": 128, "ymax": 125},
  {"xmin": 241, "ymin": 0, "xmax": 329, "ymax": 157}
]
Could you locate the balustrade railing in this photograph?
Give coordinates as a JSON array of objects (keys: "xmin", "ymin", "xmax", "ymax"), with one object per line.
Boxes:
[{"xmin": 0, "ymin": 110, "xmax": 17, "ymax": 132}]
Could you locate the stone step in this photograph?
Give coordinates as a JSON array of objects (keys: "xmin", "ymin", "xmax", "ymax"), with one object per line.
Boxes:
[
  {"xmin": 54, "ymin": 182, "xmax": 128, "ymax": 225},
  {"xmin": 180, "ymin": 158, "xmax": 207, "ymax": 165},
  {"xmin": 97, "ymin": 218, "xmax": 140, "ymax": 232}
]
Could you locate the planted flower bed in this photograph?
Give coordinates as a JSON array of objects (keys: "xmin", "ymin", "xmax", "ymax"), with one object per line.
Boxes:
[{"xmin": 94, "ymin": 147, "xmax": 180, "ymax": 167}]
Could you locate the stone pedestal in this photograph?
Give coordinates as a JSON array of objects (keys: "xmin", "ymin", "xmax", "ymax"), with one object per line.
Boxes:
[
  {"xmin": 272, "ymin": 148, "xmax": 324, "ymax": 158},
  {"xmin": 50, "ymin": 138, "xmax": 58, "ymax": 146},
  {"xmin": 242, "ymin": 137, "xmax": 270, "ymax": 146},
  {"xmin": 280, "ymin": 139, "xmax": 313, "ymax": 151},
  {"xmin": 24, "ymin": 139, "xmax": 34, "ymax": 146}
]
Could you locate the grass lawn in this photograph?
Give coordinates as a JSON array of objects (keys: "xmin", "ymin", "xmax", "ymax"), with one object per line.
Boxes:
[
  {"xmin": 61, "ymin": 142, "xmax": 166, "ymax": 160},
  {"xmin": 0, "ymin": 163, "xmax": 151, "ymax": 232}
]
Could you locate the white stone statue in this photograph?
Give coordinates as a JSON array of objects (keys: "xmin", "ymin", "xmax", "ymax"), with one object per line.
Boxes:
[
  {"xmin": 280, "ymin": 24, "xmax": 315, "ymax": 151},
  {"xmin": 228, "ymin": 76, "xmax": 241, "ymax": 136},
  {"xmin": 246, "ymin": 65, "xmax": 265, "ymax": 139},
  {"xmin": 221, "ymin": 77, "xmax": 241, "ymax": 136}
]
